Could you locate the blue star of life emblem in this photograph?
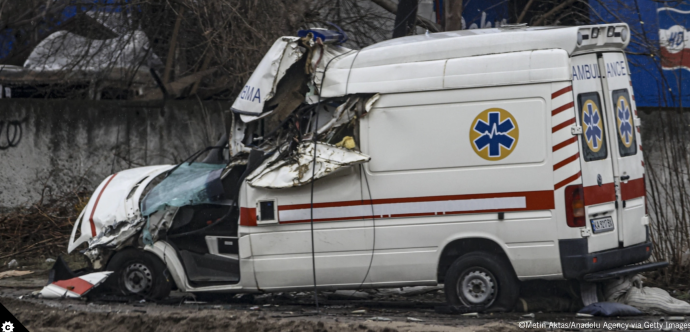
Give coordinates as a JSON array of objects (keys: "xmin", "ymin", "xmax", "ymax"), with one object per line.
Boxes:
[
  {"xmin": 617, "ymin": 99, "xmax": 633, "ymax": 145},
  {"xmin": 584, "ymin": 103, "xmax": 602, "ymax": 149},
  {"xmin": 473, "ymin": 112, "xmax": 516, "ymax": 158}
]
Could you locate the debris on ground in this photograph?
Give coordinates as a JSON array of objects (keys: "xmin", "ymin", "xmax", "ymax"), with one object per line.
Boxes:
[
  {"xmin": 7, "ymin": 259, "xmax": 18, "ymax": 269},
  {"xmin": 0, "ymin": 270, "xmax": 33, "ymax": 280},
  {"xmin": 605, "ymin": 274, "xmax": 690, "ymax": 315},
  {"xmin": 38, "ymin": 272, "xmax": 111, "ymax": 299},
  {"xmin": 578, "ymin": 302, "xmax": 642, "ymax": 317},
  {"xmin": 369, "ymin": 317, "xmax": 391, "ymax": 321}
]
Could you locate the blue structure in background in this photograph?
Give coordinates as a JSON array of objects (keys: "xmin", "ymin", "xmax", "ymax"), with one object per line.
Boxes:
[
  {"xmin": 434, "ymin": 0, "xmax": 690, "ymax": 108},
  {"xmin": 2, "ymin": 0, "xmax": 689, "ymax": 108},
  {"xmin": 589, "ymin": 1, "xmax": 690, "ymax": 108},
  {"xmin": 0, "ymin": 1, "xmax": 124, "ymax": 62}
]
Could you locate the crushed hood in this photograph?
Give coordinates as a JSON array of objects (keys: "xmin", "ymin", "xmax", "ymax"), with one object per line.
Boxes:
[{"xmin": 68, "ymin": 165, "xmax": 173, "ymax": 253}]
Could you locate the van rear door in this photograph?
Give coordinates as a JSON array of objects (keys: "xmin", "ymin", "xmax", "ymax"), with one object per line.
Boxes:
[
  {"xmin": 599, "ymin": 52, "xmax": 646, "ymax": 247},
  {"xmin": 570, "ymin": 54, "xmax": 619, "ymax": 253}
]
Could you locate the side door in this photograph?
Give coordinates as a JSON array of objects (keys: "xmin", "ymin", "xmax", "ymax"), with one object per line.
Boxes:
[
  {"xmin": 571, "ymin": 54, "xmax": 620, "ymax": 253},
  {"xmin": 246, "ymin": 166, "xmax": 375, "ymax": 290},
  {"xmin": 599, "ymin": 52, "xmax": 646, "ymax": 246}
]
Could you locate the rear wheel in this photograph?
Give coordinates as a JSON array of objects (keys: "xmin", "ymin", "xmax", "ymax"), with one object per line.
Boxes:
[
  {"xmin": 444, "ymin": 252, "xmax": 519, "ymax": 312},
  {"xmin": 106, "ymin": 249, "xmax": 172, "ymax": 300}
]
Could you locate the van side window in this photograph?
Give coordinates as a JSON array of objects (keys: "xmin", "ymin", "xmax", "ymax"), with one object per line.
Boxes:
[
  {"xmin": 576, "ymin": 92, "xmax": 608, "ymax": 162},
  {"xmin": 611, "ymin": 89, "xmax": 637, "ymax": 157}
]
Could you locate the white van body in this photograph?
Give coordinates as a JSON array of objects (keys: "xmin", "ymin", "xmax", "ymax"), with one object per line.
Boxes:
[{"xmin": 70, "ymin": 24, "xmax": 660, "ymax": 308}]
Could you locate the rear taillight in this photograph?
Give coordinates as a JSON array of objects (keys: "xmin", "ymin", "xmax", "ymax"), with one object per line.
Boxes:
[{"xmin": 565, "ymin": 185, "xmax": 586, "ymax": 227}]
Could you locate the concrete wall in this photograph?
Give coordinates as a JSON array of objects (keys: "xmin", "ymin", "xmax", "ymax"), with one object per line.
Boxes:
[{"xmin": 0, "ymin": 100, "xmax": 230, "ymax": 208}]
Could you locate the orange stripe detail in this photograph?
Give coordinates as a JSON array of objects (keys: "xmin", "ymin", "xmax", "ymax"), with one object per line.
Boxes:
[
  {"xmin": 584, "ymin": 183, "xmax": 616, "ymax": 205},
  {"xmin": 554, "ymin": 153, "xmax": 579, "ymax": 171},
  {"xmin": 552, "ymin": 101, "xmax": 575, "ymax": 116},
  {"xmin": 553, "ymin": 137, "xmax": 578, "ymax": 152},
  {"xmin": 552, "ymin": 86, "xmax": 573, "ymax": 99},
  {"xmin": 53, "ymin": 277, "xmax": 94, "ymax": 296},
  {"xmin": 621, "ymin": 177, "xmax": 645, "ymax": 201},
  {"xmin": 553, "ymin": 118, "xmax": 576, "ymax": 133},
  {"xmin": 555, "ymin": 172, "xmax": 582, "ymax": 190},
  {"xmin": 89, "ymin": 173, "xmax": 118, "ymax": 237}
]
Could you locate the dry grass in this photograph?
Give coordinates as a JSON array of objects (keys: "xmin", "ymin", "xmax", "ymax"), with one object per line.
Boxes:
[{"xmin": 0, "ymin": 171, "xmax": 90, "ymax": 263}]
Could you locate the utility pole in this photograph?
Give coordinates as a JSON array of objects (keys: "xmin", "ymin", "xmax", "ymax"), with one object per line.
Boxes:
[
  {"xmin": 444, "ymin": 0, "xmax": 463, "ymax": 31},
  {"xmin": 392, "ymin": 0, "xmax": 418, "ymax": 38}
]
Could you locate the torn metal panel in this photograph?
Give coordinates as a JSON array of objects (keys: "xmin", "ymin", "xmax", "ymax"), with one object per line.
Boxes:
[
  {"xmin": 231, "ymin": 37, "xmax": 302, "ymax": 122},
  {"xmin": 39, "ymin": 272, "xmax": 112, "ymax": 299},
  {"xmin": 307, "ymin": 44, "xmax": 354, "ymax": 103},
  {"xmin": 316, "ymin": 97, "xmax": 357, "ymax": 135},
  {"xmin": 247, "ymin": 141, "xmax": 370, "ymax": 189}
]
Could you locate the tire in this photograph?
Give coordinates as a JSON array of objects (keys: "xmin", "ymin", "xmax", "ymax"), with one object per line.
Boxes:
[
  {"xmin": 106, "ymin": 248, "xmax": 172, "ymax": 300},
  {"xmin": 444, "ymin": 252, "xmax": 519, "ymax": 312}
]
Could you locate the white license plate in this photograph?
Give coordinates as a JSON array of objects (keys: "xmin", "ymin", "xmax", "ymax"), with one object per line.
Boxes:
[{"xmin": 591, "ymin": 217, "xmax": 614, "ymax": 234}]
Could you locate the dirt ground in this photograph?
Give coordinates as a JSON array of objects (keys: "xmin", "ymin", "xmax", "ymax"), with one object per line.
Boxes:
[{"xmin": 0, "ymin": 260, "xmax": 682, "ymax": 332}]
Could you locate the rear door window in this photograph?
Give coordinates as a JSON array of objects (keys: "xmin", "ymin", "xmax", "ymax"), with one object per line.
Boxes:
[
  {"xmin": 577, "ymin": 92, "xmax": 608, "ymax": 162},
  {"xmin": 611, "ymin": 89, "xmax": 637, "ymax": 157}
]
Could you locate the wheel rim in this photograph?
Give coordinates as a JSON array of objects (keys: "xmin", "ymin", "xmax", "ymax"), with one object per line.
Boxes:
[
  {"xmin": 122, "ymin": 262, "xmax": 153, "ymax": 294},
  {"xmin": 457, "ymin": 267, "xmax": 497, "ymax": 306}
]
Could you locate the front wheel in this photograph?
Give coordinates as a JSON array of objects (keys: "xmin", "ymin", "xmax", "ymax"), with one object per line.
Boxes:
[
  {"xmin": 106, "ymin": 249, "xmax": 172, "ymax": 300},
  {"xmin": 444, "ymin": 252, "xmax": 519, "ymax": 312}
]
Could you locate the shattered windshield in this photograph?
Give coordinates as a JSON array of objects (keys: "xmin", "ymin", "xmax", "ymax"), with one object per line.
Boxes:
[{"xmin": 141, "ymin": 163, "xmax": 226, "ymax": 217}]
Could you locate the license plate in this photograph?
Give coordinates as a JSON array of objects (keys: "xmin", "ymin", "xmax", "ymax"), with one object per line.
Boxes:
[{"xmin": 591, "ymin": 217, "xmax": 614, "ymax": 234}]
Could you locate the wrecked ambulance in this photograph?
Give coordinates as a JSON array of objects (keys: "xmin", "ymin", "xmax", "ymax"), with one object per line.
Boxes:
[{"xmin": 67, "ymin": 25, "xmax": 665, "ymax": 310}]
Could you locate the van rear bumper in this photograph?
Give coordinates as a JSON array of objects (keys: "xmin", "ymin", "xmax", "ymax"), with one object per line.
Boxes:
[{"xmin": 558, "ymin": 239, "xmax": 653, "ymax": 280}]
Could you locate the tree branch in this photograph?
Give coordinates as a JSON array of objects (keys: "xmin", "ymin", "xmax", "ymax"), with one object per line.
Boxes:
[
  {"xmin": 517, "ymin": 0, "xmax": 535, "ymax": 24},
  {"xmin": 369, "ymin": 0, "xmax": 441, "ymax": 32},
  {"xmin": 533, "ymin": 0, "xmax": 579, "ymax": 26}
]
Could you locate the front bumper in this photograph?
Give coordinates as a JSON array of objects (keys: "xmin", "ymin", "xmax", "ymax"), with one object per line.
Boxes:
[{"xmin": 559, "ymin": 238, "xmax": 654, "ymax": 280}]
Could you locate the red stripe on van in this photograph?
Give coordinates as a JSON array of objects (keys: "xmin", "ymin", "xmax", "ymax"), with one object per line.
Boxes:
[
  {"xmin": 552, "ymin": 86, "xmax": 573, "ymax": 99},
  {"xmin": 641, "ymin": 161, "xmax": 645, "ymax": 167},
  {"xmin": 88, "ymin": 173, "xmax": 118, "ymax": 237},
  {"xmin": 240, "ymin": 207, "xmax": 257, "ymax": 226},
  {"xmin": 279, "ymin": 191, "xmax": 554, "ymax": 211},
  {"xmin": 555, "ymin": 172, "xmax": 581, "ymax": 190},
  {"xmin": 553, "ymin": 137, "xmax": 578, "ymax": 152},
  {"xmin": 554, "ymin": 153, "xmax": 579, "ymax": 171},
  {"xmin": 552, "ymin": 118, "xmax": 576, "ymax": 133},
  {"xmin": 621, "ymin": 177, "xmax": 645, "ymax": 201},
  {"xmin": 239, "ymin": 190, "xmax": 555, "ymax": 226},
  {"xmin": 551, "ymin": 102, "xmax": 574, "ymax": 116},
  {"xmin": 583, "ymin": 183, "xmax": 616, "ymax": 206},
  {"xmin": 639, "ymin": 145, "xmax": 643, "ymax": 151}
]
